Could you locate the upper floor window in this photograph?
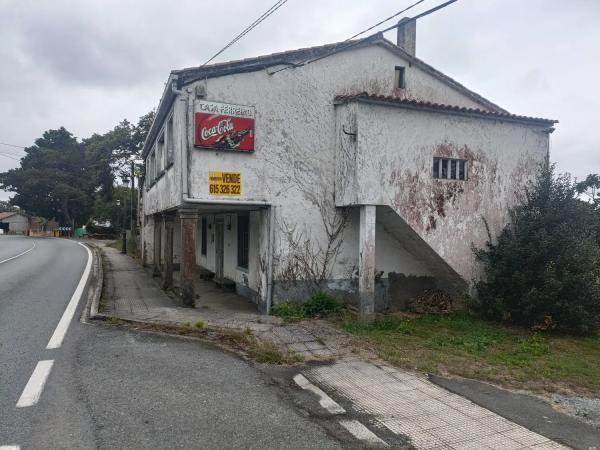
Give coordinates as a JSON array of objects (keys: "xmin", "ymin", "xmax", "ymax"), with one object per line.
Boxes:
[
  {"xmin": 395, "ymin": 66, "xmax": 406, "ymax": 89},
  {"xmin": 156, "ymin": 133, "xmax": 165, "ymax": 173},
  {"xmin": 433, "ymin": 157, "xmax": 467, "ymax": 180},
  {"xmin": 166, "ymin": 115, "xmax": 174, "ymax": 166}
]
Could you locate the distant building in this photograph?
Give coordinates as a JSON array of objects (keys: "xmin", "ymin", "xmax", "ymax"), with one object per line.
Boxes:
[
  {"xmin": 139, "ymin": 19, "xmax": 557, "ymax": 316},
  {"xmin": 0, "ymin": 211, "xmax": 29, "ymax": 234}
]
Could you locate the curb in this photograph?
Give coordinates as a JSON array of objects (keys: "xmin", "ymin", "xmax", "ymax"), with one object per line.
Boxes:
[{"xmin": 80, "ymin": 242, "xmax": 105, "ymax": 323}]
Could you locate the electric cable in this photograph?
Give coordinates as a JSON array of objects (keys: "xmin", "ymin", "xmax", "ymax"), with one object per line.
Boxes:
[{"xmin": 201, "ymin": 0, "xmax": 289, "ymax": 67}]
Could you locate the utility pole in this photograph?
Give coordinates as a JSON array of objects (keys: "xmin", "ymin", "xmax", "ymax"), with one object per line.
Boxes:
[
  {"xmin": 122, "ymin": 195, "xmax": 127, "ymax": 254},
  {"xmin": 130, "ymin": 160, "xmax": 135, "ymax": 246}
]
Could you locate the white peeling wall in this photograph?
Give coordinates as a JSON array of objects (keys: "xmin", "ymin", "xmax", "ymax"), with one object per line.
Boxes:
[
  {"xmin": 182, "ymin": 44, "xmax": 495, "ymax": 284},
  {"xmin": 350, "ymin": 102, "xmax": 549, "ymax": 283},
  {"xmin": 143, "ymin": 98, "xmax": 186, "ymax": 215}
]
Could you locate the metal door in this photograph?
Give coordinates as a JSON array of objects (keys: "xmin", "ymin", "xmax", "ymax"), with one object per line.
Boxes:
[{"xmin": 215, "ymin": 219, "xmax": 224, "ymax": 280}]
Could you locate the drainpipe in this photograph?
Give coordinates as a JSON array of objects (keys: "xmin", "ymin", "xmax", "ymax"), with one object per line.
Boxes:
[{"xmin": 170, "ymin": 77, "xmax": 189, "ymax": 205}]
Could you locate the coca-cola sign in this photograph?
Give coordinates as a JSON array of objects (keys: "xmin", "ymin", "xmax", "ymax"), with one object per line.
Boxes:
[{"xmin": 194, "ymin": 100, "xmax": 255, "ymax": 152}]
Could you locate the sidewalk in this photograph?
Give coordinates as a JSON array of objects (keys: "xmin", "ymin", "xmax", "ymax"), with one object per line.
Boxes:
[
  {"xmin": 298, "ymin": 360, "xmax": 575, "ymax": 450},
  {"xmin": 97, "ymin": 245, "xmax": 358, "ymax": 360}
]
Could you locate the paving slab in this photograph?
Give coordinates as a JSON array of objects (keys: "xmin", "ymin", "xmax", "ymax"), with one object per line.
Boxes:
[{"xmin": 304, "ymin": 361, "xmax": 574, "ymax": 450}]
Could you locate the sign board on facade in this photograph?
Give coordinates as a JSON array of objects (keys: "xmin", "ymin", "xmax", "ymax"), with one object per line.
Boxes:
[
  {"xmin": 209, "ymin": 171, "xmax": 242, "ymax": 196},
  {"xmin": 195, "ymin": 100, "xmax": 255, "ymax": 152}
]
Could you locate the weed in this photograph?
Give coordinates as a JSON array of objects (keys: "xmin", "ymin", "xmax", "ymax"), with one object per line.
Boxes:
[
  {"xmin": 272, "ymin": 292, "xmax": 342, "ymax": 321},
  {"xmin": 248, "ymin": 341, "xmax": 304, "ymax": 365},
  {"xmin": 194, "ymin": 320, "xmax": 205, "ymax": 329},
  {"xmin": 182, "ymin": 321, "xmax": 192, "ymax": 328}
]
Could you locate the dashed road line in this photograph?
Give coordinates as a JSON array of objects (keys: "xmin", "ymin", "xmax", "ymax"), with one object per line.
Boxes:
[
  {"xmin": 16, "ymin": 360, "xmax": 54, "ymax": 408},
  {"xmin": 0, "ymin": 242, "xmax": 36, "ymax": 265},
  {"xmin": 0, "ymin": 445, "xmax": 21, "ymax": 450},
  {"xmin": 46, "ymin": 242, "xmax": 92, "ymax": 349},
  {"xmin": 293, "ymin": 374, "xmax": 346, "ymax": 415},
  {"xmin": 339, "ymin": 420, "xmax": 389, "ymax": 447}
]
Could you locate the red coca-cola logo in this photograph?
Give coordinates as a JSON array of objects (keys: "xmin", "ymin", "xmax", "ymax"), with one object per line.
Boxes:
[{"xmin": 195, "ymin": 112, "xmax": 254, "ymax": 152}]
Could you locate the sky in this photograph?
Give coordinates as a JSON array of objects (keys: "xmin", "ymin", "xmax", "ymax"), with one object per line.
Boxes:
[{"xmin": 0, "ymin": 0, "xmax": 598, "ymax": 201}]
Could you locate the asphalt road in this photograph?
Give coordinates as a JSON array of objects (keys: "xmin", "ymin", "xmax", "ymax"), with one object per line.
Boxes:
[{"xmin": 0, "ymin": 236, "xmax": 343, "ymax": 449}]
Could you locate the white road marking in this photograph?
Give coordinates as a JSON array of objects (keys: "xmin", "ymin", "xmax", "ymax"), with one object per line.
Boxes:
[
  {"xmin": 0, "ymin": 446, "xmax": 21, "ymax": 450},
  {"xmin": 46, "ymin": 242, "xmax": 92, "ymax": 349},
  {"xmin": 339, "ymin": 420, "xmax": 389, "ymax": 447},
  {"xmin": 0, "ymin": 242, "xmax": 36, "ymax": 265},
  {"xmin": 293, "ymin": 374, "xmax": 346, "ymax": 415},
  {"xmin": 16, "ymin": 360, "xmax": 54, "ymax": 408}
]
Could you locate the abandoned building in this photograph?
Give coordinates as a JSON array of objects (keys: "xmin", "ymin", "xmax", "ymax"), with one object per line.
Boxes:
[
  {"xmin": 140, "ymin": 18, "xmax": 557, "ymax": 318},
  {"xmin": 0, "ymin": 211, "xmax": 29, "ymax": 234}
]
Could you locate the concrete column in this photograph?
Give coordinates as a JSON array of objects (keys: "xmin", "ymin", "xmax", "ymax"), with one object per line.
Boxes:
[
  {"xmin": 179, "ymin": 208, "xmax": 199, "ymax": 307},
  {"xmin": 359, "ymin": 205, "xmax": 376, "ymax": 320},
  {"xmin": 152, "ymin": 216, "xmax": 162, "ymax": 277},
  {"xmin": 162, "ymin": 216, "xmax": 175, "ymax": 290}
]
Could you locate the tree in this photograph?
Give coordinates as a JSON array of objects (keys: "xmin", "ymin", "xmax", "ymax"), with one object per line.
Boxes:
[
  {"xmin": 0, "ymin": 200, "xmax": 18, "ymax": 212},
  {"xmin": 475, "ymin": 163, "xmax": 600, "ymax": 335},
  {"xmin": 0, "ymin": 128, "xmax": 94, "ymax": 225}
]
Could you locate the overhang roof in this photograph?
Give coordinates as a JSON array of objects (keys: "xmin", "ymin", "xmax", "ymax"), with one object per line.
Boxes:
[{"xmin": 335, "ymin": 93, "xmax": 558, "ymax": 126}]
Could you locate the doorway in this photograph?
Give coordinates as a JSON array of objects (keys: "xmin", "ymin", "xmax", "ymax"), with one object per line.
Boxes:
[{"xmin": 215, "ymin": 219, "xmax": 224, "ymax": 281}]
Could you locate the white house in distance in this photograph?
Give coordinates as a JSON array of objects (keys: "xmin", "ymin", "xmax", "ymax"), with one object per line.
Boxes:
[
  {"xmin": 0, "ymin": 211, "xmax": 29, "ymax": 234},
  {"xmin": 140, "ymin": 18, "xmax": 556, "ymax": 318}
]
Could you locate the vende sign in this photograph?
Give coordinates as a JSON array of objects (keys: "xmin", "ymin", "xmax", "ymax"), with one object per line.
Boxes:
[{"xmin": 194, "ymin": 100, "xmax": 255, "ymax": 152}]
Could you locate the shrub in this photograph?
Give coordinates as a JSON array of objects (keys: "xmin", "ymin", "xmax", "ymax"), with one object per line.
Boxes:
[
  {"xmin": 475, "ymin": 163, "xmax": 600, "ymax": 335},
  {"xmin": 272, "ymin": 292, "xmax": 342, "ymax": 320}
]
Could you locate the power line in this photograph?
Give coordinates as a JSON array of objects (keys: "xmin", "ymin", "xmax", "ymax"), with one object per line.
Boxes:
[
  {"xmin": 0, "ymin": 142, "xmax": 26, "ymax": 150},
  {"xmin": 201, "ymin": 0, "xmax": 290, "ymax": 67},
  {"xmin": 269, "ymin": 0, "xmax": 458, "ymax": 75},
  {"xmin": 0, "ymin": 152, "xmax": 20, "ymax": 161}
]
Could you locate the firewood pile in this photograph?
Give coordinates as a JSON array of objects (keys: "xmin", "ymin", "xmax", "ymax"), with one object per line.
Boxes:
[{"xmin": 407, "ymin": 289, "xmax": 453, "ymax": 314}]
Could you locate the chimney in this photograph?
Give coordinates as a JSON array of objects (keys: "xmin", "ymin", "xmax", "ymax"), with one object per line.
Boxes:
[{"xmin": 396, "ymin": 17, "xmax": 416, "ymax": 56}]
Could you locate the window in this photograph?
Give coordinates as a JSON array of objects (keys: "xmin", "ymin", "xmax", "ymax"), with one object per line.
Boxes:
[
  {"xmin": 157, "ymin": 133, "xmax": 165, "ymax": 174},
  {"xmin": 149, "ymin": 152, "xmax": 156, "ymax": 183},
  {"xmin": 395, "ymin": 66, "xmax": 406, "ymax": 89},
  {"xmin": 237, "ymin": 214, "xmax": 249, "ymax": 269},
  {"xmin": 201, "ymin": 217, "xmax": 207, "ymax": 255},
  {"xmin": 166, "ymin": 115, "xmax": 174, "ymax": 166},
  {"xmin": 433, "ymin": 157, "xmax": 468, "ymax": 180}
]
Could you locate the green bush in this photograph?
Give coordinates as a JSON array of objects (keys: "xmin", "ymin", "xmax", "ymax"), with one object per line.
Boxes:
[
  {"xmin": 475, "ymin": 163, "xmax": 600, "ymax": 335},
  {"xmin": 272, "ymin": 292, "xmax": 341, "ymax": 320}
]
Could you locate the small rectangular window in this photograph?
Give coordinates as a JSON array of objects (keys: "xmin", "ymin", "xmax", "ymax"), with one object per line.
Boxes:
[
  {"xmin": 395, "ymin": 66, "xmax": 406, "ymax": 89},
  {"xmin": 450, "ymin": 159, "xmax": 457, "ymax": 179},
  {"xmin": 441, "ymin": 159, "xmax": 448, "ymax": 179},
  {"xmin": 201, "ymin": 217, "xmax": 207, "ymax": 255},
  {"xmin": 157, "ymin": 134, "xmax": 165, "ymax": 173},
  {"xmin": 433, "ymin": 157, "xmax": 440, "ymax": 178},
  {"xmin": 237, "ymin": 214, "xmax": 249, "ymax": 269},
  {"xmin": 433, "ymin": 157, "xmax": 468, "ymax": 181},
  {"xmin": 166, "ymin": 115, "xmax": 174, "ymax": 166}
]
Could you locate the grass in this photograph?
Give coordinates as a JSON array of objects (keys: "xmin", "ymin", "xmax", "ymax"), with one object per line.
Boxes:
[
  {"xmin": 342, "ymin": 312, "xmax": 600, "ymax": 396},
  {"xmin": 272, "ymin": 292, "xmax": 342, "ymax": 321}
]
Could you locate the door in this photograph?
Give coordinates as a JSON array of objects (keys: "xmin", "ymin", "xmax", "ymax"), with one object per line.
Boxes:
[{"xmin": 215, "ymin": 219, "xmax": 224, "ymax": 281}]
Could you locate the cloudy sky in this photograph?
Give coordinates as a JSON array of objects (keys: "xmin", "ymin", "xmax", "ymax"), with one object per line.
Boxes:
[{"xmin": 0, "ymin": 0, "xmax": 598, "ymax": 201}]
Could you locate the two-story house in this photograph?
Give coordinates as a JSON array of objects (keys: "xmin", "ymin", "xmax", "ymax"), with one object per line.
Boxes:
[{"xmin": 140, "ymin": 18, "xmax": 556, "ymax": 318}]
